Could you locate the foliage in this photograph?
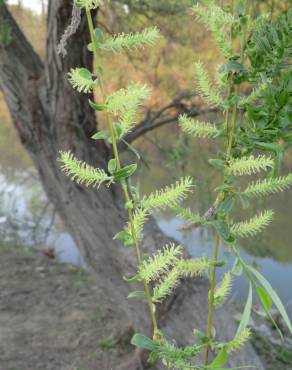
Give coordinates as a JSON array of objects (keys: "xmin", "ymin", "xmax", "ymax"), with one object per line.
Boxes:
[
  {"xmin": 236, "ymin": 9, "xmax": 292, "ymax": 158},
  {"xmin": 247, "ymin": 8, "xmax": 292, "ymax": 77},
  {"xmin": 98, "ymin": 27, "xmax": 160, "ymax": 53},
  {"xmin": 59, "ymin": 1, "xmax": 292, "ymax": 369}
]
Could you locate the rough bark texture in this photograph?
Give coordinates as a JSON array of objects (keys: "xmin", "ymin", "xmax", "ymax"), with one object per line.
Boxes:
[{"xmin": 0, "ymin": 2, "xmax": 264, "ymax": 369}]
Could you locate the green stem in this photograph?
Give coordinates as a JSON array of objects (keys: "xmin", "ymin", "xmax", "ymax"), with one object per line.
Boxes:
[
  {"xmin": 204, "ymin": 234, "xmax": 220, "ymax": 365},
  {"xmin": 204, "ymin": 87, "xmax": 233, "ymax": 365},
  {"xmin": 227, "ymin": 88, "xmax": 239, "ymax": 159},
  {"xmin": 85, "ymin": 8, "xmax": 158, "ymax": 335},
  {"xmin": 204, "ymin": 0, "xmax": 249, "ymax": 363},
  {"xmin": 204, "ymin": 112, "xmax": 237, "ymax": 365},
  {"xmin": 123, "ymin": 183, "xmax": 159, "ymax": 334}
]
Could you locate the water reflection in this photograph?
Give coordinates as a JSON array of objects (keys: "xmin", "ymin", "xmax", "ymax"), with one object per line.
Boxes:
[
  {"xmin": 0, "ymin": 168, "xmax": 84, "ymax": 266},
  {"xmin": 137, "ymin": 122, "xmax": 292, "ymax": 305},
  {"xmin": 157, "ymin": 216, "xmax": 292, "ymax": 308}
]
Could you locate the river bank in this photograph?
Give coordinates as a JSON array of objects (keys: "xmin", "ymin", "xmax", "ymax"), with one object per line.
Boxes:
[
  {"xmin": 0, "ymin": 245, "xmax": 291, "ymax": 370},
  {"xmin": 0, "ymin": 245, "xmax": 135, "ymax": 370}
]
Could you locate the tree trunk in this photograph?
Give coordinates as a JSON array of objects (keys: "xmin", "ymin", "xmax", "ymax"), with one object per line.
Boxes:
[{"xmin": 0, "ymin": 2, "xmax": 265, "ymax": 369}]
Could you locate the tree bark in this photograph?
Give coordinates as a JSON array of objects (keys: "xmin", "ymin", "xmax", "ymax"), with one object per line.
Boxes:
[{"xmin": 0, "ymin": 2, "xmax": 265, "ymax": 369}]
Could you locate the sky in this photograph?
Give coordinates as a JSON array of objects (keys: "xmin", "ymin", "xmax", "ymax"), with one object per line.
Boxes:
[{"xmin": 8, "ymin": 0, "xmax": 46, "ymax": 14}]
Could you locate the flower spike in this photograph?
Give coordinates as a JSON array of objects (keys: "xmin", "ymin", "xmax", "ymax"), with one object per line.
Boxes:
[
  {"xmin": 68, "ymin": 68, "xmax": 97, "ymax": 94},
  {"xmin": 59, "ymin": 151, "xmax": 112, "ymax": 188}
]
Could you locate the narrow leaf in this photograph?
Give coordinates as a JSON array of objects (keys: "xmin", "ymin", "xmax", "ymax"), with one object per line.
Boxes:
[
  {"xmin": 108, "ymin": 159, "xmax": 117, "ymax": 174},
  {"xmin": 113, "ymin": 164, "xmax": 137, "ymax": 180},
  {"xmin": 91, "ymin": 130, "xmax": 109, "ymax": 140},
  {"xmin": 123, "ymin": 274, "xmax": 140, "ymax": 283},
  {"xmin": 235, "ymin": 282, "xmax": 252, "ymax": 336},
  {"xmin": 248, "ymin": 265, "xmax": 292, "ymax": 334},
  {"xmin": 131, "ymin": 334, "xmax": 156, "ymax": 351},
  {"xmin": 88, "ymin": 99, "xmax": 108, "ymax": 111},
  {"xmin": 113, "ymin": 230, "xmax": 132, "ymax": 242},
  {"xmin": 256, "ymin": 285, "xmax": 272, "ymax": 311},
  {"xmin": 208, "ymin": 158, "xmax": 225, "ymax": 171},
  {"xmin": 210, "ymin": 347, "xmax": 228, "ymax": 368},
  {"xmin": 127, "ymin": 291, "xmax": 146, "ymax": 299}
]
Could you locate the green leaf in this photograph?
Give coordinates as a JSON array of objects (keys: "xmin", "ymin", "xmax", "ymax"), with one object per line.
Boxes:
[
  {"xmin": 94, "ymin": 28, "xmax": 104, "ymax": 43},
  {"xmin": 193, "ymin": 329, "xmax": 210, "ymax": 344},
  {"xmin": 108, "ymin": 159, "xmax": 117, "ymax": 174},
  {"xmin": 113, "ymin": 164, "xmax": 137, "ymax": 180},
  {"xmin": 78, "ymin": 68, "xmax": 92, "ymax": 80},
  {"xmin": 248, "ymin": 265, "xmax": 292, "ymax": 334},
  {"xmin": 256, "ymin": 286, "xmax": 272, "ymax": 311},
  {"xmin": 123, "ymin": 273, "xmax": 140, "ymax": 283},
  {"xmin": 131, "ymin": 334, "xmax": 156, "ymax": 351},
  {"xmin": 124, "ymin": 238, "xmax": 134, "ymax": 247},
  {"xmin": 219, "ymin": 61, "xmax": 245, "ymax": 74},
  {"xmin": 215, "ymin": 260, "xmax": 227, "ymax": 267},
  {"xmin": 213, "ymin": 219, "xmax": 235, "ymax": 244},
  {"xmin": 210, "ymin": 347, "xmax": 228, "ymax": 368},
  {"xmin": 208, "ymin": 158, "xmax": 225, "ymax": 171},
  {"xmin": 127, "ymin": 291, "xmax": 146, "ymax": 299},
  {"xmin": 218, "ymin": 196, "xmax": 235, "ymax": 214},
  {"xmin": 113, "ymin": 230, "xmax": 132, "ymax": 242},
  {"xmin": 113, "ymin": 122, "xmax": 123, "ymax": 140},
  {"xmin": 91, "ymin": 130, "xmax": 109, "ymax": 140},
  {"xmin": 235, "ymin": 282, "xmax": 252, "ymax": 336},
  {"xmin": 88, "ymin": 99, "xmax": 108, "ymax": 111},
  {"xmin": 113, "ymin": 229, "xmax": 134, "ymax": 247},
  {"xmin": 125, "ymin": 200, "xmax": 134, "ymax": 210},
  {"xmin": 255, "ymin": 142, "xmax": 283, "ymax": 154}
]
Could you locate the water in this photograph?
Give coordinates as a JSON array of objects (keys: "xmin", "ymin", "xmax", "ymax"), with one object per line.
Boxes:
[
  {"xmin": 137, "ymin": 122, "xmax": 292, "ymax": 307},
  {"xmin": 0, "ymin": 106, "xmax": 292, "ymax": 307},
  {"xmin": 0, "ymin": 106, "xmax": 84, "ymax": 266},
  {"xmin": 157, "ymin": 217, "xmax": 292, "ymax": 307},
  {"xmin": 0, "ymin": 169, "xmax": 84, "ymax": 266}
]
